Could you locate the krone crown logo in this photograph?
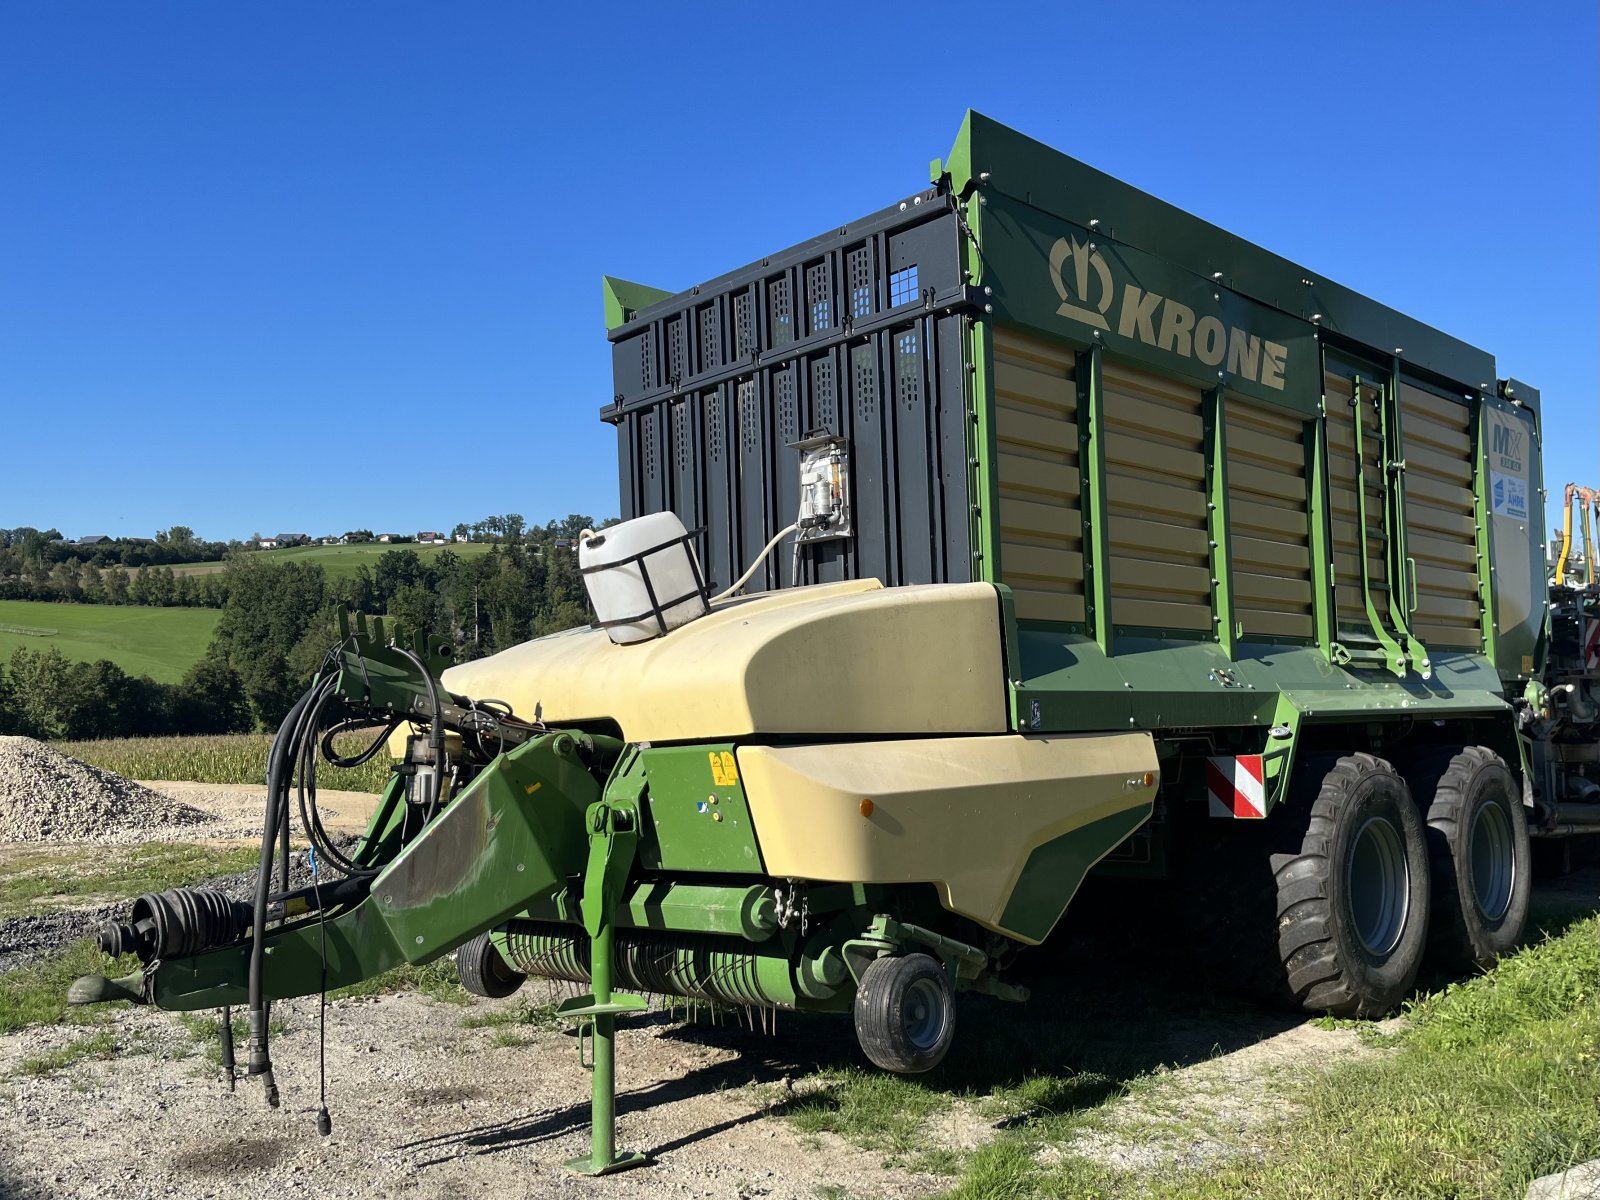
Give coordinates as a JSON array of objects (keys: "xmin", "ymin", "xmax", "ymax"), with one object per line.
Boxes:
[{"xmin": 1049, "ymin": 236, "xmax": 1113, "ymax": 331}]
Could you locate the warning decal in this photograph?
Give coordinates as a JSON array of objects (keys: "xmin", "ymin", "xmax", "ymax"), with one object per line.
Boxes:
[{"xmin": 1207, "ymin": 755, "xmax": 1267, "ymax": 819}]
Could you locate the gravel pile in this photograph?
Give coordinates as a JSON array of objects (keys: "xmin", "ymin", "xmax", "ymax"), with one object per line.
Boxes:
[{"xmin": 0, "ymin": 737, "xmax": 215, "ymax": 844}]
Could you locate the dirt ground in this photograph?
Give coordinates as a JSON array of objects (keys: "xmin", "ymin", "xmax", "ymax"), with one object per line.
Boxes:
[
  {"xmin": 139, "ymin": 781, "xmax": 381, "ymax": 840},
  {"xmin": 0, "ymin": 968, "xmax": 1389, "ymax": 1200}
]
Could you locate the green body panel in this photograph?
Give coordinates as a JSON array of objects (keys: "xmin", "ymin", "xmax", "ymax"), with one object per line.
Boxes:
[
  {"xmin": 602, "ymin": 275, "xmax": 675, "ymax": 332},
  {"xmin": 978, "ymin": 188, "xmax": 1320, "ymax": 415},
  {"xmin": 1011, "ymin": 630, "xmax": 1511, "ymax": 736},
  {"xmin": 998, "ymin": 806, "xmax": 1155, "ymax": 942},
  {"xmin": 1078, "ymin": 346, "xmax": 1113, "ymax": 655},
  {"xmin": 148, "ymin": 734, "xmax": 598, "ymax": 1011},
  {"xmin": 1203, "ymin": 388, "xmax": 1237, "ymax": 658},
  {"xmin": 943, "ymin": 111, "xmax": 1497, "ymax": 390},
  {"xmin": 636, "ymin": 744, "xmax": 763, "ymax": 874}
]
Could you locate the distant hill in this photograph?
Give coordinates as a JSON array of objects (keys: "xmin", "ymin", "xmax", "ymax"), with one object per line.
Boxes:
[
  {"xmin": 0, "ymin": 600, "xmax": 220, "ymax": 683},
  {"xmin": 168, "ymin": 541, "xmax": 497, "ymax": 582}
]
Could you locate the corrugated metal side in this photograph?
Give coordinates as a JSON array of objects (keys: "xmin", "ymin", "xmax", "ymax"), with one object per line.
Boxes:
[
  {"xmin": 1102, "ymin": 360, "xmax": 1210, "ymax": 631},
  {"xmin": 1400, "ymin": 383, "xmax": 1482, "ymax": 649},
  {"xmin": 1325, "ymin": 371, "xmax": 1391, "ymax": 632},
  {"xmin": 1226, "ymin": 400, "xmax": 1314, "ymax": 639},
  {"xmin": 992, "ymin": 327, "xmax": 1083, "ymax": 622}
]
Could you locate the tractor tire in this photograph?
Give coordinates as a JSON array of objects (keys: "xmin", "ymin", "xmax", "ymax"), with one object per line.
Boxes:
[
  {"xmin": 853, "ymin": 954, "xmax": 954, "ymax": 1074},
  {"xmin": 1274, "ymin": 753, "xmax": 1431, "ymax": 1017},
  {"xmin": 456, "ymin": 932, "xmax": 525, "ymax": 999},
  {"xmin": 1422, "ymin": 747, "xmax": 1531, "ymax": 972}
]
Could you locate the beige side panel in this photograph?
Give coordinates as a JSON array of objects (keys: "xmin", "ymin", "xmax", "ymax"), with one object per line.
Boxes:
[
  {"xmin": 1325, "ymin": 372, "xmax": 1390, "ymax": 630},
  {"xmin": 993, "ymin": 327, "xmax": 1085, "ymax": 622},
  {"xmin": 1400, "ymin": 383, "xmax": 1481, "ymax": 649},
  {"xmin": 1227, "ymin": 399, "xmax": 1313, "ymax": 640},
  {"xmin": 738, "ymin": 732, "xmax": 1159, "ymax": 943},
  {"xmin": 440, "ymin": 580, "xmax": 1009, "ymax": 741},
  {"xmin": 1102, "ymin": 360, "xmax": 1209, "ymax": 630}
]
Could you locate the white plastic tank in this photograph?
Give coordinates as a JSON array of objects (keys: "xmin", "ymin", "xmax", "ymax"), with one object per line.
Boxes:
[{"xmin": 579, "ymin": 512, "xmax": 709, "ymax": 645}]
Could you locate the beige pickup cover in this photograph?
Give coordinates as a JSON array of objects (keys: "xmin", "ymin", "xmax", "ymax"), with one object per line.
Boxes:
[
  {"xmin": 738, "ymin": 732, "xmax": 1159, "ymax": 943},
  {"xmin": 440, "ymin": 579, "xmax": 1009, "ymax": 742}
]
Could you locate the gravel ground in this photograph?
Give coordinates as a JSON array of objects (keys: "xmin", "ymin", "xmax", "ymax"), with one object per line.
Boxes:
[
  {"xmin": 0, "ymin": 992, "xmax": 945, "ymax": 1200},
  {"xmin": 0, "ymin": 738, "xmax": 211, "ymax": 843},
  {"xmin": 0, "ymin": 850, "xmax": 333, "ymax": 974}
]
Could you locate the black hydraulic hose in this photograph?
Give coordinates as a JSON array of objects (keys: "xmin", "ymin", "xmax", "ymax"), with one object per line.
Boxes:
[
  {"xmin": 247, "ymin": 682, "xmax": 319, "ymax": 1106},
  {"xmin": 320, "ymin": 717, "xmax": 400, "ymax": 768},
  {"xmin": 295, "ymin": 681, "xmax": 380, "ymax": 879}
]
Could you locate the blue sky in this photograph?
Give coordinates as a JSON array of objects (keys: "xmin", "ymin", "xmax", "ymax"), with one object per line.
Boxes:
[{"xmin": 2, "ymin": 2, "xmax": 1594, "ymax": 542}]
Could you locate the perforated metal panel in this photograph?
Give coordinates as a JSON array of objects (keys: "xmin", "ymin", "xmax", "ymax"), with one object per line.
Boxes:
[{"xmin": 606, "ymin": 194, "xmax": 973, "ymax": 594}]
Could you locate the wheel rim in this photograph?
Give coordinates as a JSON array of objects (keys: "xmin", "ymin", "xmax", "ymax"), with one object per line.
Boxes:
[
  {"xmin": 1469, "ymin": 800, "xmax": 1515, "ymax": 921},
  {"xmin": 1346, "ymin": 815, "xmax": 1410, "ymax": 956},
  {"xmin": 903, "ymin": 977, "xmax": 949, "ymax": 1052}
]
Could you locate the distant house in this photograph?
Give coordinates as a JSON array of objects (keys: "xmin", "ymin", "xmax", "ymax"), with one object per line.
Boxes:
[
  {"xmin": 274, "ymin": 533, "xmax": 310, "ymax": 547},
  {"xmin": 377, "ymin": 533, "xmax": 398, "ymax": 543},
  {"xmin": 76, "ymin": 535, "xmax": 110, "ymax": 546},
  {"xmin": 553, "ymin": 538, "xmax": 573, "ymax": 550},
  {"xmin": 319, "ymin": 536, "xmax": 340, "ymax": 546},
  {"xmin": 258, "ymin": 537, "xmax": 280, "ymax": 550},
  {"xmin": 416, "ymin": 531, "xmax": 445, "ymax": 545},
  {"xmin": 124, "ymin": 536, "xmax": 155, "ymax": 546},
  {"xmin": 454, "ymin": 532, "xmax": 471, "ymax": 543}
]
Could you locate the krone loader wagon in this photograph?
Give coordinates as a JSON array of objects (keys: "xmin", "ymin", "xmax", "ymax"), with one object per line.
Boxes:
[{"xmin": 75, "ymin": 112, "xmax": 1552, "ymax": 1175}]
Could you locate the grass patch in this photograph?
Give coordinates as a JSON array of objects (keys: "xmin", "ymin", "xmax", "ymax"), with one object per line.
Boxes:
[
  {"xmin": 0, "ymin": 842, "xmax": 262, "ymax": 920},
  {"xmin": 0, "ymin": 600, "xmax": 218, "ymax": 682},
  {"xmin": 0, "ymin": 939, "xmax": 140, "ymax": 1034},
  {"xmin": 783, "ymin": 1068, "xmax": 952, "ymax": 1158},
  {"xmin": 59, "ymin": 732, "xmax": 392, "ymax": 792},
  {"xmin": 768, "ymin": 913, "xmax": 1599, "ymax": 1200},
  {"xmin": 461, "ymin": 998, "xmax": 561, "ymax": 1047},
  {"xmin": 14, "ymin": 1030, "xmax": 119, "ymax": 1076},
  {"xmin": 954, "ymin": 915, "xmax": 1600, "ymax": 1200},
  {"xmin": 459, "ymin": 1000, "xmax": 560, "ymax": 1031}
]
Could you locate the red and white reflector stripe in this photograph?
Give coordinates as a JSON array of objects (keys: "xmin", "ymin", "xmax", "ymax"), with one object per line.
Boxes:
[
  {"xmin": 1584, "ymin": 618, "xmax": 1600, "ymax": 672},
  {"xmin": 1207, "ymin": 755, "xmax": 1266, "ymax": 819}
]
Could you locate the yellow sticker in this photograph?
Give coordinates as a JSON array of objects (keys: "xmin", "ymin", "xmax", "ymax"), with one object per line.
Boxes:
[
  {"xmin": 1522, "ymin": 656, "xmax": 1535, "ymax": 674},
  {"xmin": 710, "ymin": 750, "xmax": 739, "ymax": 787}
]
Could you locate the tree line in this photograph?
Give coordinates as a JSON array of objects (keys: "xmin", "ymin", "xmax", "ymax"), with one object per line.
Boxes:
[{"xmin": 0, "ymin": 514, "xmax": 610, "ymax": 741}]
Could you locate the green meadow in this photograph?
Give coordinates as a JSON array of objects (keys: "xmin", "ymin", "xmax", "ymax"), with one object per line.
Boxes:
[{"xmin": 0, "ymin": 600, "xmax": 218, "ymax": 683}]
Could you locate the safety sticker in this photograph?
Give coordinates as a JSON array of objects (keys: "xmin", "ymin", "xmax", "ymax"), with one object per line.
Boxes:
[
  {"xmin": 709, "ymin": 750, "xmax": 739, "ymax": 787},
  {"xmin": 1207, "ymin": 755, "xmax": 1266, "ymax": 819}
]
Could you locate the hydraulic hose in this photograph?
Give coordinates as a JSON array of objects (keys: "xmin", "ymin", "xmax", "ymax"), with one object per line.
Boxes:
[{"xmin": 247, "ymin": 682, "xmax": 320, "ymax": 1105}]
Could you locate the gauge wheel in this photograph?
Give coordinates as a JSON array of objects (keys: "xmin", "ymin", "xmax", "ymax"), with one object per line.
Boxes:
[
  {"xmin": 456, "ymin": 932, "xmax": 526, "ymax": 999},
  {"xmin": 852, "ymin": 953, "xmax": 955, "ymax": 1074}
]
